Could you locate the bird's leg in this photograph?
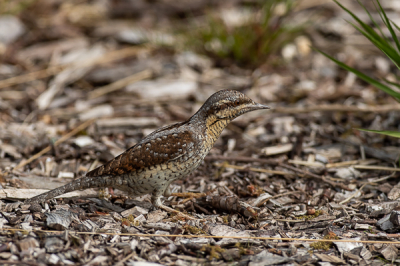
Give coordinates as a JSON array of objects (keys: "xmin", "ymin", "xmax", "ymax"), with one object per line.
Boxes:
[
  {"xmin": 152, "ymin": 191, "xmax": 195, "ymax": 220},
  {"xmin": 163, "ymin": 185, "xmax": 172, "ymax": 197}
]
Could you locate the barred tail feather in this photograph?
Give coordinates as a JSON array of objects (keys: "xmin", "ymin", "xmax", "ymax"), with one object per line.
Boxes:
[{"xmin": 24, "ymin": 175, "xmax": 116, "ymax": 204}]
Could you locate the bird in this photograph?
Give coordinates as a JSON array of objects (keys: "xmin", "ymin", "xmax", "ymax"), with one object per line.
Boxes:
[{"xmin": 25, "ymin": 89, "xmax": 269, "ymax": 219}]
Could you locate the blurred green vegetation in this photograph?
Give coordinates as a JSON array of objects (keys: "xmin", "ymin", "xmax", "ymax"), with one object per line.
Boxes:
[
  {"xmin": 186, "ymin": 0, "xmax": 306, "ymax": 67},
  {"xmin": 318, "ymin": 0, "xmax": 400, "ymax": 140},
  {"xmin": 0, "ymin": 0, "xmax": 37, "ymax": 15}
]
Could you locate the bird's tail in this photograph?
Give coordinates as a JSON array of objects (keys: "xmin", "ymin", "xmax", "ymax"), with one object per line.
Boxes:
[{"xmin": 24, "ymin": 175, "xmax": 118, "ymax": 204}]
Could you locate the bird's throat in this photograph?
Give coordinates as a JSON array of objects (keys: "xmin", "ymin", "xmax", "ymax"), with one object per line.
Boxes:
[{"xmin": 205, "ymin": 117, "xmax": 229, "ymax": 143}]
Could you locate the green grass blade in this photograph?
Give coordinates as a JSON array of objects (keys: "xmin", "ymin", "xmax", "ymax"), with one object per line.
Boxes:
[
  {"xmin": 334, "ymin": 0, "xmax": 383, "ymax": 41},
  {"xmin": 382, "ymin": 78, "xmax": 400, "ymax": 90},
  {"xmin": 357, "ymin": 129, "xmax": 400, "ymax": 138},
  {"xmin": 348, "ymin": 22, "xmax": 400, "ymax": 70},
  {"xmin": 338, "ymin": 0, "xmax": 400, "ymax": 68},
  {"xmin": 392, "ymin": 20, "xmax": 400, "ymax": 32},
  {"xmin": 349, "ymin": 22, "xmax": 400, "ymax": 69},
  {"xmin": 338, "ymin": 2, "xmax": 400, "ymax": 65},
  {"xmin": 363, "ymin": 0, "xmax": 387, "ymax": 42},
  {"xmin": 376, "ymin": 0, "xmax": 400, "ymax": 53},
  {"xmin": 315, "ymin": 48, "xmax": 400, "ymax": 102}
]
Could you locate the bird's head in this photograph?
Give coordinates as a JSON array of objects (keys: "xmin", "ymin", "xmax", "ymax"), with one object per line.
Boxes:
[{"xmin": 197, "ymin": 90, "xmax": 269, "ymax": 122}]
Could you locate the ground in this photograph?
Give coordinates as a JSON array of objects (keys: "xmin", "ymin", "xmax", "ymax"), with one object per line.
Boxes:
[{"xmin": 0, "ymin": 0, "xmax": 400, "ymax": 265}]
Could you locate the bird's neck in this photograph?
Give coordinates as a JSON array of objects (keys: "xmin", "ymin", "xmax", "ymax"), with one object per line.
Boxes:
[
  {"xmin": 189, "ymin": 109, "xmax": 231, "ymax": 146},
  {"xmin": 189, "ymin": 113, "xmax": 229, "ymax": 146},
  {"xmin": 204, "ymin": 116, "xmax": 230, "ymax": 140}
]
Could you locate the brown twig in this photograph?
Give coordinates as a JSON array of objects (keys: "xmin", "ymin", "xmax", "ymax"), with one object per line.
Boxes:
[
  {"xmin": 0, "ymin": 46, "xmax": 151, "ymax": 90},
  {"xmin": 273, "ymin": 104, "xmax": 400, "ymax": 114},
  {"xmin": 1, "ymin": 228, "xmax": 400, "ymax": 245},
  {"xmin": 353, "ymin": 165, "xmax": 400, "ymax": 172},
  {"xmin": 256, "ymin": 191, "xmax": 303, "ymax": 207},
  {"xmin": 279, "ymin": 163, "xmax": 352, "ymax": 191},
  {"xmin": 0, "ymin": 260, "xmax": 39, "ymax": 266},
  {"xmin": 205, "ymin": 155, "xmax": 281, "ymax": 165},
  {"xmin": 214, "ymin": 163, "xmax": 294, "ymax": 176},
  {"xmin": 88, "ymin": 69, "xmax": 153, "ymax": 99}
]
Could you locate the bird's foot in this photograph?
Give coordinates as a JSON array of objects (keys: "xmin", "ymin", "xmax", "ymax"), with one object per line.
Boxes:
[
  {"xmin": 170, "ymin": 192, "xmax": 207, "ymax": 204},
  {"xmin": 157, "ymin": 204, "xmax": 195, "ymax": 220},
  {"xmin": 152, "ymin": 194, "xmax": 195, "ymax": 220}
]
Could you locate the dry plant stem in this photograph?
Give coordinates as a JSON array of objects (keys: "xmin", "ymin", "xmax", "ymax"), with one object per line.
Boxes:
[
  {"xmin": 171, "ymin": 192, "xmax": 207, "ymax": 198},
  {"xmin": 0, "ymin": 46, "xmax": 151, "ymax": 90},
  {"xmin": 339, "ymin": 183, "xmax": 368, "ymax": 205},
  {"xmin": 273, "ymin": 104, "xmax": 400, "ymax": 113},
  {"xmin": 333, "ymin": 137, "xmax": 398, "ymax": 163},
  {"xmin": 13, "ymin": 119, "xmax": 95, "ymax": 171},
  {"xmin": 0, "ymin": 260, "xmax": 39, "ymax": 266},
  {"xmin": 115, "ymin": 252, "xmax": 135, "ymax": 266},
  {"xmin": 256, "ymin": 191, "xmax": 303, "ymax": 207},
  {"xmin": 0, "ymin": 66, "xmax": 63, "ymax": 90},
  {"xmin": 279, "ymin": 163, "xmax": 352, "ymax": 191},
  {"xmin": 288, "ymin": 160, "xmax": 324, "ymax": 167},
  {"xmin": 363, "ymin": 172, "xmax": 398, "ymax": 184},
  {"xmin": 158, "ymin": 205, "xmax": 195, "ymax": 220},
  {"xmin": 275, "ymin": 219, "xmax": 306, "ymax": 223},
  {"xmin": 216, "ymin": 162, "xmax": 351, "ymax": 190},
  {"xmin": 1, "ymin": 228, "xmax": 400, "ymax": 245},
  {"xmin": 340, "ymin": 172, "xmax": 398, "ymax": 204},
  {"xmin": 214, "ymin": 163, "xmax": 293, "ymax": 176},
  {"xmin": 353, "ymin": 165, "xmax": 400, "ymax": 172},
  {"xmin": 88, "ymin": 69, "xmax": 153, "ymax": 99},
  {"xmin": 171, "ymin": 192, "xmax": 207, "ymax": 204},
  {"xmin": 171, "ymin": 192, "xmax": 207, "ymax": 205},
  {"xmin": 205, "ymin": 155, "xmax": 281, "ymax": 165},
  {"xmin": 326, "ymin": 159, "xmax": 378, "ymax": 168}
]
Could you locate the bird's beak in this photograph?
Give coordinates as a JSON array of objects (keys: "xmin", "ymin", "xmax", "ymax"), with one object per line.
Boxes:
[{"xmin": 250, "ymin": 103, "xmax": 270, "ymax": 110}]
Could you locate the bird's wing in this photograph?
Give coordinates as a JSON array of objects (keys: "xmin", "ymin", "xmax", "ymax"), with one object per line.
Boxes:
[{"xmin": 86, "ymin": 125, "xmax": 194, "ymax": 177}]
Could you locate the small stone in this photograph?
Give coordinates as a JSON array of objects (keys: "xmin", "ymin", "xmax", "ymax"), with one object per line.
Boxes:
[
  {"xmin": 0, "ymin": 15, "xmax": 25, "ymax": 45},
  {"xmin": 295, "ymin": 36, "xmax": 311, "ymax": 57},
  {"xmin": 354, "ymin": 224, "xmax": 372, "ymax": 230},
  {"xmin": 360, "ymin": 247, "xmax": 372, "ymax": 260},
  {"xmin": 0, "ymin": 252, "xmax": 12, "ymax": 259},
  {"xmin": 389, "ymin": 210, "xmax": 400, "ymax": 226},
  {"xmin": 134, "ymin": 214, "xmax": 146, "ymax": 223},
  {"xmin": 46, "ymin": 209, "xmax": 75, "ymax": 230},
  {"xmin": 334, "ymin": 167, "xmax": 361, "ymax": 180},
  {"xmin": 48, "ymin": 254, "xmax": 60, "ymax": 264},
  {"xmin": 147, "ymin": 210, "xmax": 167, "ymax": 223},
  {"xmin": 73, "ymin": 136, "xmax": 95, "ymax": 147},
  {"xmin": 388, "ymin": 185, "xmax": 400, "ymax": 200},
  {"xmin": 121, "ymin": 206, "xmax": 149, "ymax": 218},
  {"xmin": 380, "ymin": 245, "xmax": 398, "ymax": 261},
  {"xmin": 281, "ymin": 43, "xmax": 297, "ymax": 60},
  {"xmin": 377, "ymin": 214, "xmax": 394, "ymax": 231},
  {"xmin": 366, "ymin": 201, "xmax": 400, "ymax": 217},
  {"xmin": 28, "ymin": 203, "xmax": 42, "ymax": 213},
  {"xmin": 20, "ymin": 222, "xmax": 32, "ymax": 231},
  {"xmin": 18, "ymin": 237, "xmax": 39, "ymax": 252},
  {"xmin": 221, "ymin": 248, "xmax": 241, "ymax": 261},
  {"xmin": 45, "ymin": 237, "xmax": 65, "ymax": 253},
  {"xmin": 375, "ymin": 57, "xmax": 390, "ymax": 74},
  {"xmin": 57, "ymin": 172, "xmax": 74, "ymax": 179}
]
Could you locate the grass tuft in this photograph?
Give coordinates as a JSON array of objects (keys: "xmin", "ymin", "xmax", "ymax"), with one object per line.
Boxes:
[
  {"xmin": 317, "ymin": 0, "xmax": 400, "ymax": 141},
  {"xmin": 187, "ymin": 0, "xmax": 306, "ymax": 67}
]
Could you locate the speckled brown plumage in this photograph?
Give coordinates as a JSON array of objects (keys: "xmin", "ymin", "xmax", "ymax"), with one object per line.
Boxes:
[
  {"xmin": 87, "ymin": 124, "xmax": 191, "ymax": 177},
  {"xmin": 25, "ymin": 90, "xmax": 269, "ymax": 210}
]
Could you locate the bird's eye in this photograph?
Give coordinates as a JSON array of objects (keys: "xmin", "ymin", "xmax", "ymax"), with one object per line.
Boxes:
[{"xmin": 235, "ymin": 99, "xmax": 240, "ymax": 106}]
